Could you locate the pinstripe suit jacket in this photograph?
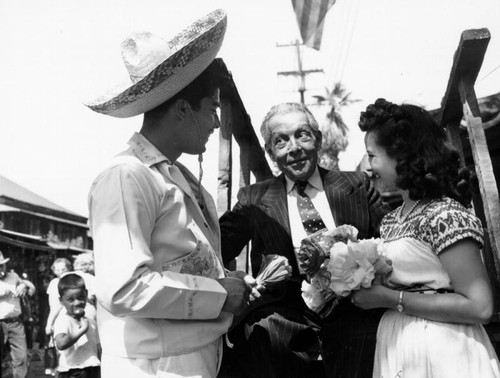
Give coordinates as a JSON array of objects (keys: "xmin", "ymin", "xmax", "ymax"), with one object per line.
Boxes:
[{"xmin": 220, "ymin": 167, "xmax": 390, "ymax": 279}]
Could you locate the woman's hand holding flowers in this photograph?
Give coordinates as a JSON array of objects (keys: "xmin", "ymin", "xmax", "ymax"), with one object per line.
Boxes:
[
  {"xmin": 299, "ymin": 225, "xmax": 393, "ymax": 317},
  {"xmin": 351, "ymin": 284, "xmax": 394, "ymax": 310}
]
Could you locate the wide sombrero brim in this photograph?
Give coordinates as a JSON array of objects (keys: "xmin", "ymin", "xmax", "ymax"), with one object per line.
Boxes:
[{"xmin": 84, "ymin": 9, "xmax": 227, "ymax": 118}]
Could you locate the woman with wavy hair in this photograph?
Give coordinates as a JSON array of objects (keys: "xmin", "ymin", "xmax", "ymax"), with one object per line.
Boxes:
[{"xmin": 351, "ymin": 98, "xmax": 500, "ymax": 377}]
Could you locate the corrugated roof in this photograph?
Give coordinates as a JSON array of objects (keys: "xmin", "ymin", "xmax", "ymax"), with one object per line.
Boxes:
[
  {"xmin": 0, "ymin": 174, "xmax": 83, "ymax": 218},
  {"xmin": 0, "ymin": 228, "xmax": 92, "ymax": 253}
]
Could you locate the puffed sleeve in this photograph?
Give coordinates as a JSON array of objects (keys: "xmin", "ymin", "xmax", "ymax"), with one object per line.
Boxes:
[{"xmin": 424, "ymin": 199, "xmax": 484, "ymax": 255}]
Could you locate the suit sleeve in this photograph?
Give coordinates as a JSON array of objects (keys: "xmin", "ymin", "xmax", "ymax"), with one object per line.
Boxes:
[{"xmin": 219, "ymin": 187, "xmax": 253, "ymax": 266}]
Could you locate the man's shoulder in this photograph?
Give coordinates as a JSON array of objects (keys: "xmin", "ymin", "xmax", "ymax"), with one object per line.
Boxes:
[
  {"xmin": 0, "ymin": 272, "xmax": 20, "ymax": 286},
  {"xmin": 6, "ymin": 271, "xmax": 21, "ymax": 283},
  {"xmin": 102, "ymin": 151, "xmax": 146, "ymax": 173},
  {"xmin": 324, "ymin": 168, "xmax": 365, "ymax": 179},
  {"xmin": 239, "ymin": 175, "xmax": 281, "ymax": 197},
  {"xmin": 91, "ymin": 152, "xmax": 153, "ymax": 187}
]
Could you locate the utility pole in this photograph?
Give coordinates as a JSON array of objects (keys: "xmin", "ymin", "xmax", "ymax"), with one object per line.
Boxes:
[{"xmin": 277, "ymin": 39, "xmax": 323, "ymax": 104}]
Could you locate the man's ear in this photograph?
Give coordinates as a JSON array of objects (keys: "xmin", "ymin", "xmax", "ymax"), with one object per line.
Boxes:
[
  {"xmin": 314, "ymin": 130, "xmax": 323, "ymax": 150},
  {"xmin": 265, "ymin": 144, "xmax": 276, "ymax": 162},
  {"xmin": 175, "ymin": 99, "xmax": 189, "ymax": 120}
]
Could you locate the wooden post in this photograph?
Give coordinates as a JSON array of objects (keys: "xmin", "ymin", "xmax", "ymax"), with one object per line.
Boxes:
[
  {"xmin": 459, "ymin": 80, "xmax": 500, "ymax": 258},
  {"xmin": 276, "ymin": 42, "xmax": 323, "ymax": 105},
  {"xmin": 213, "ymin": 58, "xmax": 273, "ymax": 273},
  {"xmin": 217, "ymin": 98, "xmax": 233, "ymax": 216},
  {"xmin": 439, "ymin": 29, "xmax": 500, "ymax": 309}
]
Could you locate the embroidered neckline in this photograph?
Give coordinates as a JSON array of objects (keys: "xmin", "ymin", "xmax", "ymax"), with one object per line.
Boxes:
[{"xmin": 396, "ymin": 199, "xmax": 421, "ymax": 223}]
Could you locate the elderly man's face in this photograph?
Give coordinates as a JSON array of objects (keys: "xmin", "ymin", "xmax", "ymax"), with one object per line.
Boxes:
[
  {"xmin": 265, "ymin": 111, "xmax": 321, "ymax": 182},
  {"xmin": 0, "ymin": 263, "xmax": 6, "ymax": 279}
]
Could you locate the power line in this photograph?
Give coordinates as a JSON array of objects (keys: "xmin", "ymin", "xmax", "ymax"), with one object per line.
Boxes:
[
  {"xmin": 477, "ymin": 63, "xmax": 500, "ymax": 83},
  {"xmin": 336, "ymin": 0, "xmax": 360, "ymax": 81},
  {"xmin": 276, "ymin": 40, "xmax": 324, "ymax": 104}
]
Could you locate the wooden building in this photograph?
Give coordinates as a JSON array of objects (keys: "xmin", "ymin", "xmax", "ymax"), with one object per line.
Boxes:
[{"xmin": 0, "ymin": 174, "xmax": 92, "ymax": 347}]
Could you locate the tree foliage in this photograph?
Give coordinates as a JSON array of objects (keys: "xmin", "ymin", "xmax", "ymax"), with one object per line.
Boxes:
[{"xmin": 313, "ymin": 82, "xmax": 360, "ymax": 170}]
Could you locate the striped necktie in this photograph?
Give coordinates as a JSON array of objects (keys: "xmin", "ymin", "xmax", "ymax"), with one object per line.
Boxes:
[{"xmin": 295, "ymin": 181, "xmax": 327, "ymax": 235}]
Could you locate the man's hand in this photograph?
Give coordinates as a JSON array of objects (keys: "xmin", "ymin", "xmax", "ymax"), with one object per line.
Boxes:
[
  {"xmin": 226, "ymin": 270, "xmax": 261, "ymax": 301},
  {"xmin": 217, "ymin": 277, "xmax": 252, "ymax": 316}
]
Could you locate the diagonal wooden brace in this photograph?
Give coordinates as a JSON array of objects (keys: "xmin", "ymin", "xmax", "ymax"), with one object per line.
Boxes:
[
  {"xmin": 460, "ymin": 80, "xmax": 500, "ymax": 267},
  {"xmin": 440, "ymin": 28, "xmax": 500, "ymax": 293}
]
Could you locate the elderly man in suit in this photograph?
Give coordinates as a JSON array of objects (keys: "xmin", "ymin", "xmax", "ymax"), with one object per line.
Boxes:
[{"xmin": 220, "ymin": 102, "xmax": 391, "ymax": 378}]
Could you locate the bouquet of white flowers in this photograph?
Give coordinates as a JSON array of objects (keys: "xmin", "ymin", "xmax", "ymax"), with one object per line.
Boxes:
[{"xmin": 297, "ymin": 225, "xmax": 392, "ymax": 318}]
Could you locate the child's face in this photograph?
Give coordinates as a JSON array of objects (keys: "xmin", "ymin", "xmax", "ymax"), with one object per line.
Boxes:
[
  {"xmin": 53, "ymin": 262, "xmax": 70, "ymax": 278},
  {"xmin": 60, "ymin": 287, "xmax": 87, "ymax": 319}
]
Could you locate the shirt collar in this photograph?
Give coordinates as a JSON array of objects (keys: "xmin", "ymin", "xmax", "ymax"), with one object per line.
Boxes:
[
  {"xmin": 285, "ymin": 166, "xmax": 323, "ymax": 194},
  {"xmin": 128, "ymin": 132, "xmax": 172, "ymax": 167}
]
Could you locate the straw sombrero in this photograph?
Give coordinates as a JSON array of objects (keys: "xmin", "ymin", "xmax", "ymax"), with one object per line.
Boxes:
[{"xmin": 85, "ymin": 9, "xmax": 227, "ymax": 118}]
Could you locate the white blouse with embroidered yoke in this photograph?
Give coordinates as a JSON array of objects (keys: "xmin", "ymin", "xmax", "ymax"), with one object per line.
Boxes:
[{"xmin": 374, "ymin": 196, "xmax": 500, "ymax": 378}]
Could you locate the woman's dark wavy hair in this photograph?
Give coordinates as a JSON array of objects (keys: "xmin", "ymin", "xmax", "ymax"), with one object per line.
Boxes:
[{"xmin": 358, "ymin": 98, "xmax": 473, "ymax": 206}]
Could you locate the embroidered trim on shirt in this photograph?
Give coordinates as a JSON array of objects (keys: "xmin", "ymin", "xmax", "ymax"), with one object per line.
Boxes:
[
  {"xmin": 187, "ymin": 276, "xmax": 200, "ymax": 319},
  {"xmin": 128, "ymin": 132, "xmax": 172, "ymax": 166},
  {"xmin": 380, "ymin": 197, "xmax": 483, "ymax": 255}
]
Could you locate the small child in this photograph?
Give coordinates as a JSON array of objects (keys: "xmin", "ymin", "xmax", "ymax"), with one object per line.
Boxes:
[
  {"xmin": 53, "ymin": 273, "xmax": 101, "ymax": 378},
  {"xmin": 46, "ymin": 258, "xmax": 73, "ymax": 336}
]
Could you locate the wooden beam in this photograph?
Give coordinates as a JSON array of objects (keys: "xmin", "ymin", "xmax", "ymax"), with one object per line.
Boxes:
[
  {"xmin": 439, "ymin": 28, "xmax": 500, "ymax": 308},
  {"xmin": 459, "ymin": 80, "xmax": 500, "ymax": 282},
  {"xmin": 439, "ymin": 28, "xmax": 490, "ymax": 126},
  {"xmin": 213, "ymin": 58, "xmax": 273, "ymax": 183},
  {"xmin": 217, "ymin": 98, "xmax": 233, "ymax": 216}
]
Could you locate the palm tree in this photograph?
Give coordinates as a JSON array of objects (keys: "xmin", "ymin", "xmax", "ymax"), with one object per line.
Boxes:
[{"xmin": 313, "ymin": 82, "xmax": 360, "ymax": 170}]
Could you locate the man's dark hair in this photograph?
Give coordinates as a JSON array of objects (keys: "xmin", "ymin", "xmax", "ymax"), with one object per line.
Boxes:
[
  {"xmin": 145, "ymin": 60, "xmax": 222, "ymax": 119},
  {"xmin": 58, "ymin": 273, "xmax": 86, "ymax": 296}
]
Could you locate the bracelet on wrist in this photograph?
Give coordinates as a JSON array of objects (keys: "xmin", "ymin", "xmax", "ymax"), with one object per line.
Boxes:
[{"xmin": 396, "ymin": 290, "xmax": 405, "ymax": 313}]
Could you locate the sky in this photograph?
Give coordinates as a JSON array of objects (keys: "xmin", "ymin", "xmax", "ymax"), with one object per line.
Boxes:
[{"xmin": 0, "ymin": 0, "xmax": 499, "ymax": 217}]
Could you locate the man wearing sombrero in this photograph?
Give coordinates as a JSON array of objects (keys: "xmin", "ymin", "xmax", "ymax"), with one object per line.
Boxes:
[{"xmin": 86, "ymin": 10, "xmax": 253, "ymax": 378}]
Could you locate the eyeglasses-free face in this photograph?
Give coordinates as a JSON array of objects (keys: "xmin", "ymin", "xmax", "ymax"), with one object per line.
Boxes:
[{"xmin": 266, "ymin": 111, "xmax": 321, "ymax": 182}]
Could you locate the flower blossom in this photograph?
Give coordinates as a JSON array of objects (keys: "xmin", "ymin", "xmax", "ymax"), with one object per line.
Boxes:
[{"xmin": 299, "ymin": 226, "xmax": 392, "ymax": 316}]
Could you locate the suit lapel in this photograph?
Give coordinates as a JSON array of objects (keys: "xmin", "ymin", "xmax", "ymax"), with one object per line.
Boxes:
[
  {"xmin": 253, "ymin": 175, "xmax": 299, "ymax": 275},
  {"xmin": 260, "ymin": 175, "xmax": 291, "ymax": 236},
  {"xmin": 322, "ymin": 169, "xmax": 357, "ymax": 227}
]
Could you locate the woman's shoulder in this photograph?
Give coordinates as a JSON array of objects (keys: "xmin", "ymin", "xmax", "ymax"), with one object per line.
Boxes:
[
  {"xmin": 423, "ymin": 197, "xmax": 479, "ymax": 225},
  {"xmin": 419, "ymin": 196, "xmax": 483, "ymax": 254}
]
